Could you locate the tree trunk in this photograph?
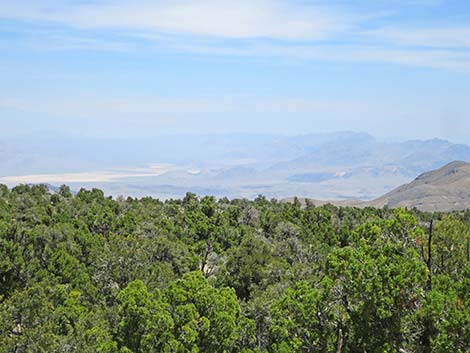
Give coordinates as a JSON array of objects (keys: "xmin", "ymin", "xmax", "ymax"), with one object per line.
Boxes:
[
  {"xmin": 427, "ymin": 220, "xmax": 433, "ymax": 291},
  {"xmin": 421, "ymin": 220, "xmax": 434, "ymax": 353},
  {"xmin": 336, "ymin": 327, "xmax": 344, "ymax": 353}
]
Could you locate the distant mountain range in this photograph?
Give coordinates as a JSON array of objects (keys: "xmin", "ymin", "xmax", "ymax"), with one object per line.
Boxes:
[{"xmin": 1, "ymin": 132, "xmax": 470, "ymax": 201}]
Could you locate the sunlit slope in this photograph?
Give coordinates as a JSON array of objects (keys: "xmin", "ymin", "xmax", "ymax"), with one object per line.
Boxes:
[{"xmin": 370, "ymin": 161, "xmax": 470, "ymax": 212}]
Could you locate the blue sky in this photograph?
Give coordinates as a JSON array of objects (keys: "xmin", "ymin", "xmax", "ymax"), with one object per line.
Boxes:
[{"xmin": 1, "ymin": 0, "xmax": 470, "ymax": 142}]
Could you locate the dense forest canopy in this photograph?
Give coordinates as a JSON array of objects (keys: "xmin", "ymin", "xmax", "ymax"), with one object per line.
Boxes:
[{"xmin": 1, "ymin": 184, "xmax": 470, "ymax": 352}]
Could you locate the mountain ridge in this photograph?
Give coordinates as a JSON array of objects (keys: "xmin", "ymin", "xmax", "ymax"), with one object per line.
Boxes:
[
  {"xmin": 367, "ymin": 160, "xmax": 470, "ymax": 211},
  {"xmin": 289, "ymin": 161, "xmax": 470, "ymax": 212}
]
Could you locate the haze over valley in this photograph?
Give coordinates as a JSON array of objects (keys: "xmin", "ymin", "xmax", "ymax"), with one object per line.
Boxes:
[{"xmin": 2, "ymin": 132, "xmax": 470, "ymax": 202}]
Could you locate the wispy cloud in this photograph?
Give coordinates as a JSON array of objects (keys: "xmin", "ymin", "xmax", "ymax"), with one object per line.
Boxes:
[
  {"xmin": 166, "ymin": 41, "xmax": 470, "ymax": 73},
  {"xmin": 1, "ymin": 1, "xmax": 469, "ymax": 73},
  {"xmin": 366, "ymin": 26, "xmax": 470, "ymax": 48},
  {"xmin": 0, "ymin": 0, "xmax": 356, "ymax": 40}
]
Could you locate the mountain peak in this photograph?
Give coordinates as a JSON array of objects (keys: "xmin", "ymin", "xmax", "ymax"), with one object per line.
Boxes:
[{"xmin": 415, "ymin": 160, "xmax": 470, "ymax": 182}]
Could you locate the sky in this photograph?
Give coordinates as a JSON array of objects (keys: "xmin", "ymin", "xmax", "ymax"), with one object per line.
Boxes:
[{"xmin": 1, "ymin": 0, "xmax": 470, "ymax": 143}]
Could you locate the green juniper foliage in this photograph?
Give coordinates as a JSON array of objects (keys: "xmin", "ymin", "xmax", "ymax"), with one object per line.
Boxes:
[{"xmin": 1, "ymin": 184, "xmax": 470, "ymax": 352}]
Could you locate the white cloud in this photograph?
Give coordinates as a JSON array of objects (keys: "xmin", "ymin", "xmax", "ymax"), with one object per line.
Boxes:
[
  {"xmin": 366, "ymin": 26, "xmax": 470, "ymax": 48},
  {"xmin": 0, "ymin": 0, "xmax": 355, "ymax": 40},
  {"xmin": 1, "ymin": 1, "xmax": 470, "ymax": 73},
  {"xmin": 167, "ymin": 41, "xmax": 470, "ymax": 73}
]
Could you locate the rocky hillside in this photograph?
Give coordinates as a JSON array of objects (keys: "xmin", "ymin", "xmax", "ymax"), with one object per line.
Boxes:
[
  {"xmin": 289, "ymin": 161, "xmax": 470, "ymax": 211},
  {"xmin": 368, "ymin": 161, "xmax": 470, "ymax": 212}
]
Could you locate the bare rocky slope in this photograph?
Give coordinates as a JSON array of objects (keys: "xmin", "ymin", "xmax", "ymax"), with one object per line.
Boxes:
[
  {"xmin": 367, "ymin": 161, "xmax": 470, "ymax": 212},
  {"xmin": 290, "ymin": 161, "xmax": 470, "ymax": 212}
]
